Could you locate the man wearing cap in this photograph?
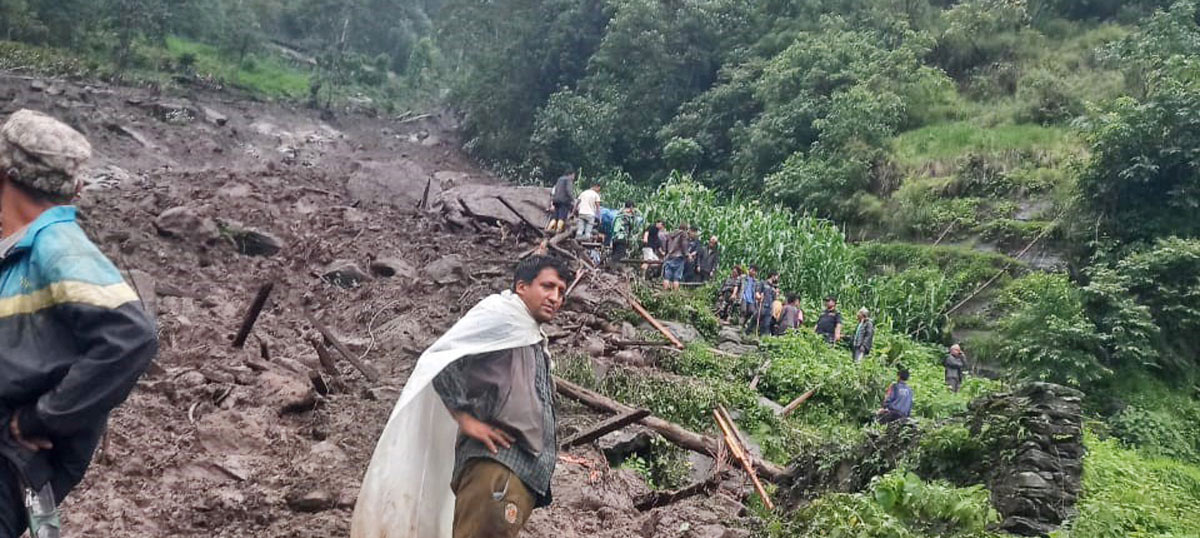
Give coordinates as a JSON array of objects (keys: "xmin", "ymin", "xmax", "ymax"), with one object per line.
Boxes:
[{"xmin": 0, "ymin": 109, "xmax": 157, "ymax": 536}]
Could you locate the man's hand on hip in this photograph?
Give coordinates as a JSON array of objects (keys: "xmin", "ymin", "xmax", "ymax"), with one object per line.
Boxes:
[
  {"xmin": 9, "ymin": 413, "xmax": 53, "ymax": 452},
  {"xmin": 453, "ymin": 411, "xmax": 514, "ymax": 454}
]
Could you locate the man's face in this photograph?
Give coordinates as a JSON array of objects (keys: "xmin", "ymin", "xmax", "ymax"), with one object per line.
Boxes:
[
  {"xmin": 951, "ymin": 345, "xmax": 962, "ymax": 357},
  {"xmin": 656, "ymin": 222, "xmax": 664, "ymax": 230},
  {"xmin": 825, "ymin": 299, "xmax": 836, "ymax": 310},
  {"xmin": 688, "ymin": 230, "xmax": 698, "ymax": 239},
  {"xmin": 515, "ymin": 267, "xmax": 567, "ymax": 323},
  {"xmin": 748, "ymin": 268, "xmax": 757, "ymax": 277},
  {"xmin": 708, "ymin": 236, "xmax": 717, "ymax": 246}
]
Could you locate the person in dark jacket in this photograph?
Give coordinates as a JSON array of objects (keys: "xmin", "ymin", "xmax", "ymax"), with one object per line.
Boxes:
[
  {"xmin": 775, "ymin": 294, "xmax": 803, "ymax": 335},
  {"xmin": 944, "ymin": 344, "xmax": 967, "ymax": 393},
  {"xmin": 852, "ymin": 308, "xmax": 875, "ymax": 363},
  {"xmin": 695, "ymin": 235, "xmax": 721, "ymax": 283},
  {"xmin": 0, "ymin": 110, "xmax": 158, "ymax": 537},
  {"xmin": 546, "ymin": 172, "xmax": 575, "ymax": 233},
  {"xmin": 716, "ymin": 265, "xmax": 742, "ymax": 322},
  {"xmin": 747, "ymin": 271, "xmax": 780, "ymax": 336},
  {"xmin": 814, "ymin": 296, "xmax": 843, "ymax": 344},
  {"xmin": 876, "ymin": 368, "xmax": 913, "ymax": 424}
]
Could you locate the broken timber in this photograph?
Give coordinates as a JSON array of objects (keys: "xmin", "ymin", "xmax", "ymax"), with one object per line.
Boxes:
[
  {"xmin": 233, "ymin": 282, "xmax": 274, "ymax": 348},
  {"xmin": 748, "ymin": 359, "xmax": 772, "ymax": 391},
  {"xmin": 621, "ymin": 290, "xmax": 685, "ymax": 349},
  {"xmin": 612, "ymin": 340, "xmax": 673, "ymax": 348},
  {"xmin": 306, "ymin": 335, "xmax": 340, "ymax": 376},
  {"xmin": 304, "ymin": 311, "xmax": 381, "ymax": 383},
  {"xmin": 559, "ymin": 408, "xmax": 652, "ymax": 449},
  {"xmin": 554, "ymin": 376, "xmax": 788, "ymax": 483},
  {"xmin": 715, "ymin": 404, "xmax": 774, "ymax": 510},
  {"xmin": 634, "ymin": 472, "xmax": 725, "ymax": 511},
  {"xmin": 779, "ymin": 388, "xmax": 816, "ymax": 417}
]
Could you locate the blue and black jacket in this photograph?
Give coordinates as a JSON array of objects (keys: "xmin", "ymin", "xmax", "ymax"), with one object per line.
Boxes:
[{"xmin": 0, "ymin": 206, "xmax": 157, "ymax": 498}]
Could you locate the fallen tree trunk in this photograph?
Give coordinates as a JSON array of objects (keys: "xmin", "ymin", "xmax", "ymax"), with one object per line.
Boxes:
[
  {"xmin": 634, "ymin": 472, "xmax": 725, "ymax": 511},
  {"xmin": 554, "ymin": 376, "xmax": 789, "ymax": 483}
]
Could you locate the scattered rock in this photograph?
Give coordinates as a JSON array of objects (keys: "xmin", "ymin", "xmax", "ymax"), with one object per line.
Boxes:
[
  {"xmin": 154, "ymin": 207, "xmax": 220, "ymax": 243},
  {"xmin": 718, "ymin": 326, "xmax": 743, "ymax": 344},
  {"xmin": 29, "ymin": 80, "xmax": 47, "ymax": 92},
  {"xmin": 257, "ymin": 370, "xmax": 317, "ymax": 414},
  {"xmin": 202, "ymin": 106, "xmax": 228, "ymax": 126},
  {"xmin": 422, "ymin": 254, "xmax": 466, "ymax": 285},
  {"xmin": 369, "ymin": 257, "xmax": 416, "ymax": 279},
  {"xmin": 286, "ymin": 488, "xmax": 334, "ymax": 513},
  {"xmin": 614, "ymin": 349, "xmax": 647, "ymax": 366},
  {"xmin": 659, "ymin": 321, "xmax": 701, "ymax": 344},
  {"xmin": 228, "ymin": 228, "xmax": 285, "ymax": 257},
  {"xmin": 716, "ymin": 341, "xmax": 756, "ymax": 357},
  {"xmin": 84, "ymin": 164, "xmax": 135, "ymax": 191},
  {"xmin": 598, "ymin": 428, "xmax": 653, "ymax": 462},
  {"xmin": 151, "ymin": 100, "xmax": 196, "ymax": 124},
  {"xmin": 437, "ymin": 184, "xmax": 547, "ymax": 228},
  {"xmin": 583, "ymin": 337, "xmax": 606, "ymax": 358},
  {"xmin": 322, "ymin": 260, "xmax": 371, "ymax": 288},
  {"xmin": 364, "ymin": 386, "xmax": 401, "ymax": 402}
]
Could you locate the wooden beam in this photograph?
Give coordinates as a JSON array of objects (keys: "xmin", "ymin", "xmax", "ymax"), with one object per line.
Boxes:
[
  {"xmin": 634, "ymin": 472, "xmax": 724, "ymax": 511},
  {"xmin": 559, "ymin": 408, "xmax": 652, "ymax": 449},
  {"xmin": 779, "ymin": 388, "xmax": 816, "ymax": 417},
  {"xmin": 748, "ymin": 359, "xmax": 771, "ymax": 391},
  {"xmin": 304, "ymin": 311, "xmax": 381, "ymax": 383},
  {"xmin": 233, "ymin": 282, "xmax": 274, "ymax": 348},
  {"xmin": 496, "ymin": 196, "xmax": 546, "ymax": 237},
  {"xmin": 715, "ymin": 405, "xmax": 774, "ymax": 510},
  {"xmin": 554, "ymin": 376, "xmax": 789, "ymax": 483},
  {"xmin": 621, "ymin": 290, "xmax": 684, "ymax": 349}
]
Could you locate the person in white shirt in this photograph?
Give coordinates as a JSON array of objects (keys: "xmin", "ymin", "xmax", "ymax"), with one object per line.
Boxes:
[{"xmin": 574, "ymin": 183, "xmax": 602, "ymax": 239}]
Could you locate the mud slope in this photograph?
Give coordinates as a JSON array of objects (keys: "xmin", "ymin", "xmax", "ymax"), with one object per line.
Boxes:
[{"xmin": 1, "ymin": 73, "xmax": 754, "ymax": 538}]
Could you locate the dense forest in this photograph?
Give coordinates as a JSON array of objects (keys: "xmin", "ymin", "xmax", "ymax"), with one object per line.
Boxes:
[{"xmin": 3, "ymin": 0, "xmax": 1200, "ymax": 536}]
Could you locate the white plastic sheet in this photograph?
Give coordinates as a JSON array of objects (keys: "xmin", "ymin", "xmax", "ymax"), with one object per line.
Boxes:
[{"xmin": 351, "ymin": 291, "xmax": 543, "ymax": 538}]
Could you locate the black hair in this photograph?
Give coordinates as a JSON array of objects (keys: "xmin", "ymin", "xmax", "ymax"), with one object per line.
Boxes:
[
  {"xmin": 512, "ymin": 255, "xmax": 571, "ymax": 291},
  {"xmin": 786, "ymin": 294, "xmax": 798, "ymax": 304},
  {"xmin": 624, "ymin": 200, "xmax": 635, "ymax": 209},
  {"xmin": 689, "ymin": 226, "xmax": 699, "ymax": 232},
  {"xmin": 824, "ymin": 295, "xmax": 837, "ymax": 302},
  {"xmin": 768, "ymin": 271, "xmax": 780, "ymax": 279},
  {"xmin": 897, "ymin": 367, "xmax": 910, "ymax": 381},
  {"xmin": 748, "ymin": 264, "xmax": 758, "ymax": 272}
]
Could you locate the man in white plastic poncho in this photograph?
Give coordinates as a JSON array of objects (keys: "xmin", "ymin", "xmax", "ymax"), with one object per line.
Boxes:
[{"xmin": 352, "ymin": 255, "xmax": 571, "ymax": 538}]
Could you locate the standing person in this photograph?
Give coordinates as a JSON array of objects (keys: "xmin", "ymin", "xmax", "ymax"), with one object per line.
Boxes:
[
  {"xmin": 876, "ymin": 368, "xmax": 914, "ymax": 424},
  {"xmin": 640, "ymin": 220, "xmax": 665, "ymax": 279},
  {"xmin": 610, "ymin": 201, "xmax": 639, "ymax": 269},
  {"xmin": 750, "ymin": 271, "xmax": 780, "ymax": 336},
  {"xmin": 546, "ymin": 171, "xmax": 575, "ymax": 233},
  {"xmin": 775, "ymin": 295, "xmax": 803, "ymax": 335},
  {"xmin": 574, "ymin": 183, "xmax": 602, "ymax": 239},
  {"xmin": 661, "ymin": 222, "xmax": 690, "ymax": 290},
  {"xmin": 738, "ymin": 265, "xmax": 759, "ymax": 327},
  {"xmin": 943, "ymin": 344, "xmax": 967, "ymax": 393},
  {"xmin": 695, "ymin": 235, "xmax": 721, "ymax": 283},
  {"xmin": 716, "ymin": 266, "xmax": 743, "ymax": 321},
  {"xmin": 683, "ymin": 227, "xmax": 701, "ymax": 283},
  {"xmin": 852, "ymin": 308, "xmax": 875, "ymax": 363},
  {"xmin": 352, "ymin": 256, "xmax": 571, "ymax": 538},
  {"xmin": 0, "ymin": 110, "xmax": 158, "ymax": 537},
  {"xmin": 814, "ymin": 296, "xmax": 844, "ymax": 345}
]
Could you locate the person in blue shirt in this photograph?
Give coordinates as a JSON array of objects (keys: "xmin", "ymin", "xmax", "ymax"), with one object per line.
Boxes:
[
  {"xmin": 876, "ymin": 367, "xmax": 914, "ymax": 424},
  {"xmin": 738, "ymin": 265, "xmax": 758, "ymax": 327}
]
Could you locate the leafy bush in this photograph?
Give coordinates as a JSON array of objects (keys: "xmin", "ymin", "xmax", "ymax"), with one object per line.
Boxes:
[
  {"xmin": 1054, "ymin": 431, "xmax": 1200, "ymax": 537},
  {"xmin": 911, "ymin": 424, "xmax": 991, "ymax": 486},
  {"xmin": 1107, "ymin": 238, "xmax": 1200, "ymax": 370},
  {"xmin": 990, "ymin": 273, "xmax": 1107, "ymax": 387},
  {"xmin": 634, "ymin": 284, "xmax": 721, "ymax": 341}
]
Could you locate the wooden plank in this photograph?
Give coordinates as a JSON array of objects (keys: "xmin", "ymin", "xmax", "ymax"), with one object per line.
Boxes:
[
  {"xmin": 554, "ymin": 376, "xmax": 789, "ymax": 483},
  {"xmin": 559, "ymin": 408, "xmax": 652, "ymax": 449},
  {"xmin": 621, "ymin": 291, "xmax": 684, "ymax": 349},
  {"xmin": 779, "ymin": 388, "xmax": 816, "ymax": 417},
  {"xmin": 715, "ymin": 405, "xmax": 774, "ymax": 510},
  {"xmin": 305, "ymin": 311, "xmax": 381, "ymax": 383},
  {"xmin": 233, "ymin": 282, "xmax": 274, "ymax": 348}
]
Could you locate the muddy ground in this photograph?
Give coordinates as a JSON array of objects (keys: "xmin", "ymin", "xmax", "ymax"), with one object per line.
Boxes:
[{"xmin": 0, "ymin": 72, "xmax": 755, "ymax": 537}]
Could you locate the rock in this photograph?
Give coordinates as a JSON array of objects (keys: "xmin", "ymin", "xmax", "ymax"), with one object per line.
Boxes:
[
  {"xmin": 613, "ymin": 349, "xmax": 646, "ymax": 366},
  {"xmin": 229, "ymin": 228, "xmax": 284, "ymax": 257},
  {"xmin": 758, "ymin": 396, "xmax": 785, "ymax": 415},
  {"xmin": 718, "ymin": 326, "xmax": 743, "ymax": 344},
  {"xmin": 717, "ymin": 341, "xmax": 757, "ymax": 356},
  {"xmin": 151, "ymin": 100, "xmax": 196, "ymax": 124},
  {"xmin": 202, "ymin": 106, "xmax": 228, "ymax": 126},
  {"xmin": 620, "ymin": 322, "xmax": 639, "ymax": 341},
  {"xmin": 598, "ymin": 428, "xmax": 653, "ymax": 462},
  {"xmin": 433, "ymin": 170, "xmax": 470, "ymax": 188},
  {"xmin": 287, "ymin": 488, "xmax": 334, "ymax": 513},
  {"xmin": 29, "ymin": 80, "xmax": 47, "ymax": 92},
  {"xmin": 258, "ymin": 370, "xmax": 317, "ymax": 414},
  {"xmin": 154, "ymin": 207, "xmax": 220, "ymax": 243},
  {"xmin": 422, "ymin": 254, "xmax": 466, "ymax": 285},
  {"xmin": 322, "ymin": 260, "xmax": 371, "ymax": 288},
  {"xmin": 364, "ymin": 386, "xmax": 401, "ymax": 402},
  {"xmin": 177, "ymin": 370, "xmax": 208, "ymax": 388},
  {"xmin": 346, "ymin": 158, "xmax": 430, "ymax": 209},
  {"xmin": 369, "ymin": 257, "xmax": 417, "ymax": 279},
  {"xmin": 583, "ymin": 337, "xmax": 606, "ymax": 358},
  {"xmin": 84, "ymin": 164, "xmax": 135, "ymax": 191},
  {"xmin": 660, "ymin": 321, "xmax": 702, "ymax": 344},
  {"xmin": 437, "ymin": 184, "xmax": 548, "ymax": 228},
  {"xmin": 44, "ymin": 86, "xmax": 64, "ymax": 97}
]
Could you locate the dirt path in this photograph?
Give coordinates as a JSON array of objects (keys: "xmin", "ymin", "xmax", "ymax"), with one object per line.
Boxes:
[{"xmin": 1, "ymin": 73, "xmax": 754, "ymax": 537}]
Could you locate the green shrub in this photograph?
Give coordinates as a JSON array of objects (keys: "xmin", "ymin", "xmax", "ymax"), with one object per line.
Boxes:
[{"xmin": 635, "ymin": 284, "xmax": 721, "ymax": 341}]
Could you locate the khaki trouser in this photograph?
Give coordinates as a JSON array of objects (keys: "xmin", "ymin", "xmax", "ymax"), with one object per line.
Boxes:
[{"xmin": 452, "ymin": 459, "xmax": 535, "ymax": 538}]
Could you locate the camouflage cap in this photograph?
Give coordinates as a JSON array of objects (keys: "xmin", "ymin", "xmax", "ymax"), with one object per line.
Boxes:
[{"xmin": 0, "ymin": 109, "xmax": 92, "ymax": 199}]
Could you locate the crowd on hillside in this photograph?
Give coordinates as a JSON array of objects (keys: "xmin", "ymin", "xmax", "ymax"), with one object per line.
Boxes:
[{"xmin": 548, "ymin": 172, "xmax": 972, "ymax": 423}]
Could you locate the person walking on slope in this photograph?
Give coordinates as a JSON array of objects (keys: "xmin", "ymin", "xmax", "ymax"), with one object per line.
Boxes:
[
  {"xmin": 774, "ymin": 294, "xmax": 803, "ymax": 335},
  {"xmin": 640, "ymin": 220, "xmax": 665, "ymax": 279},
  {"xmin": 610, "ymin": 201, "xmax": 639, "ymax": 269},
  {"xmin": 695, "ymin": 235, "xmax": 721, "ymax": 283},
  {"xmin": 814, "ymin": 295, "xmax": 843, "ymax": 345},
  {"xmin": 944, "ymin": 344, "xmax": 967, "ymax": 393},
  {"xmin": 876, "ymin": 368, "xmax": 914, "ymax": 424},
  {"xmin": 661, "ymin": 222, "xmax": 690, "ymax": 290},
  {"xmin": 352, "ymin": 255, "xmax": 571, "ymax": 538},
  {"xmin": 738, "ymin": 265, "xmax": 758, "ymax": 327},
  {"xmin": 574, "ymin": 183, "xmax": 602, "ymax": 239},
  {"xmin": 0, "ymin": 110, "xmax": 158, "ymax": 537},
  {"xmin": 852, "ymin": 308, "xmax": 875, "ymax": 363},
  {"xmin": 748, "ymin": 271, "xmax": 780, "ymax": 336},
  {"xmin": 546, "ymin": 171, "xmax": 575, "ymax": 233},
  {"xmin": 716, "ymin": 265, "xmax": 743, "ymax": 322}
]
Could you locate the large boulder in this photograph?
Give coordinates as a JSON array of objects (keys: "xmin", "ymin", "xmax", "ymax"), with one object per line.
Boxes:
[
  {"xmin": 438, "ymin": 184, "xmax": 548, "ymax": 229},
  {"xmin": 659, "ymin": 321, "xmax": 702, "ymax": 345},
  {"xmin": 422, "ymin": 254, "xmax": 467, "ymax": 285},
  {"xmin": 346, "ymin": 159, "xmax": 431, "ymax": 209},
  {"xmin": 154, "ymin": 206, "xmax": 220, "ymax": 244}
]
